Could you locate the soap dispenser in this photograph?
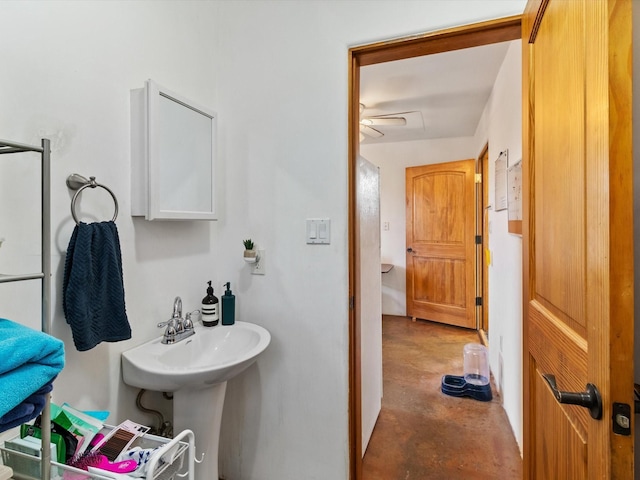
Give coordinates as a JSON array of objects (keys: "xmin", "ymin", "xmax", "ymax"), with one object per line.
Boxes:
[
  {"xmin": 221, "ymin": 282, "xmax": 235, "ymax": 325},
  {"xmin": 201, "ymin": 281, "xmax": 219, "ymax": 327}
]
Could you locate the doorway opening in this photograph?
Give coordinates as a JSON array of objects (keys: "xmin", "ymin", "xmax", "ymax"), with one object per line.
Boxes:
[{"xmin": 347, "ymin": 15, "xmax": 522, "ymax": 479}]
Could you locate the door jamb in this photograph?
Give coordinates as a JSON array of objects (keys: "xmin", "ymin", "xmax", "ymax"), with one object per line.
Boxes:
[
  {"xmin": 348, "ymin": 15, "xmax": 522, "ymax": 480},
  {"xmin": 478, "ymin": 143, "xmax": 490, "ymax": 345}
]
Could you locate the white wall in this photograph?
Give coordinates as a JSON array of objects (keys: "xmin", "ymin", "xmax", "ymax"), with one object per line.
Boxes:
[
  {"xmin": 0, "ymin": 0, "xmax": 221, "ymax": 425},
  {"xmin": 0, "ymin": 2, "xmax": 527, "ymax": 479},
  {"xmin": 478, "ymin": 41, "xmax": 524, "ymax": 450},
  {"xmin": 361, "ymin": 41, "xmax": 523, "ymax": 451}
]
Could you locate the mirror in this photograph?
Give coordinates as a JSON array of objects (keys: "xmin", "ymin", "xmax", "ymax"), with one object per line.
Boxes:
[{"xmin": 131, "ymin": 79, "xmax": 217, "ymax": 220}]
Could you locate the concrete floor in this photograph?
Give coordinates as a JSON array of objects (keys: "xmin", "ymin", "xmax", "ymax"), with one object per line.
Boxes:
[{"xmin": 362, "ymin": 315, "xmax": 522, "ymax": 480}]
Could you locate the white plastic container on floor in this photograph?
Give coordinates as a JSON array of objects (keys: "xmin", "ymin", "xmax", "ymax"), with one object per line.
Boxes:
[{"xmin": 463, "ymin": 343, "xmax": 490, "ymax": 386}]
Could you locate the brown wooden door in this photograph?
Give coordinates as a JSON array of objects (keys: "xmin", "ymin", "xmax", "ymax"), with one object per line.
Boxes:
[
  {"xmin": 474, "ymin": 147, "xmax": 490, "ymax": 337},
  {"xmin": 523, "ymin": 0, "xmax": 633, "ymax": 478},
  {"xmin": 480, "ymin": 147, "xmax": 489, "ymax": 334},
  {"xmin": 405, "ymin": 159, "xmax": 476, "ymax": 329}
]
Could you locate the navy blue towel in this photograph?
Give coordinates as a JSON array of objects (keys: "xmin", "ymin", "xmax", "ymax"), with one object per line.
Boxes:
[
  {"xmin": 0, "ymin": 382, "xmax": 53, "ymax": 433},
  {"xmin": 63, "ymin": 221, "xmax": 131, "ymax": 351}
]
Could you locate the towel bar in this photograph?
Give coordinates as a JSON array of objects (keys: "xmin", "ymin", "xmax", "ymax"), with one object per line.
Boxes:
[{"xmin": 66, "ymin": 173, "xmax": 118, "ymax": 225}]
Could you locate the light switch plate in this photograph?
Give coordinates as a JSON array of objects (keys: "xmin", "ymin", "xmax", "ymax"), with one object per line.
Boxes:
[{"xmin": 306, "ymin": 218, "xmax": 331, "ymax": 244}]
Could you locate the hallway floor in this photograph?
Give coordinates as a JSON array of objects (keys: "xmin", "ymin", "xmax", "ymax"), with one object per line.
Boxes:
[{"xmin": 362, "ymin": 316, "xmax": 522, "ymax": 480}]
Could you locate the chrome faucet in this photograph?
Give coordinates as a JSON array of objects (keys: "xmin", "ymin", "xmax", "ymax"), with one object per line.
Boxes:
[
  {"xmin": 157, "ymin": 296, "xmax": 195, "ymax": 344},
  {"xmin": 172, "ymin": 297, "xmax": 183, "ymax": 333}
]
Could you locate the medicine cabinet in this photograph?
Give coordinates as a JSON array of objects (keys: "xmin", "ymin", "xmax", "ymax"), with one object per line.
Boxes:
[{"xmin": 131, "ymin": 79, "xmax": 217, "ymax": 220}]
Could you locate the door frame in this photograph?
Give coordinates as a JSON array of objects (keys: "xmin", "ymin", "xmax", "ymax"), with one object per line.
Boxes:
[
  {"xmin": 348, "ymin": 15, "xmax": 522, "ymax": 479},
  {"xmin": 477, "ymin": 144, "xmax": 490, "ymax": 343}
]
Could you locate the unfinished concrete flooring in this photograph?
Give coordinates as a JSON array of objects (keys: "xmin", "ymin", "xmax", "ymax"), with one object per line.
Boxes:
[{"xmin": 362, "ymin": 316, "xmax": 522, "ymax": 480}]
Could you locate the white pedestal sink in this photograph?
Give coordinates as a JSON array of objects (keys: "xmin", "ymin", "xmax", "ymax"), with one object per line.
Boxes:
[{"xmin": 121, "ymin": 322, "xmax": 270, "ymax": 480}]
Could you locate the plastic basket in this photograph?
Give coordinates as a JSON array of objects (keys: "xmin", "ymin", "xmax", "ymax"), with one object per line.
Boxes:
[{"xmin": 0, "ymin": 426, "xmax": 192, "ymax": 480}]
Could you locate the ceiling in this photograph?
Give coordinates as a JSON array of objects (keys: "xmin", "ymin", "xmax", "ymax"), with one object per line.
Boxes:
[{"xmin": 359, "ymin": 40, "xmax": 518, "ymax": 144}]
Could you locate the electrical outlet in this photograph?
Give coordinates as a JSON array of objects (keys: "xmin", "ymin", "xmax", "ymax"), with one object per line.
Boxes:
[
  {"xmin": 383, "ymin": 222, "xmax": 389, "ymax": 231},
  {"xmin": 251, "ymin": 249, "xmax": 266, "ymax": 275}
]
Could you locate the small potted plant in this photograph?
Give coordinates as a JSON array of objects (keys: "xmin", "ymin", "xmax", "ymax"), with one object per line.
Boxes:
[{"xmin": 243, "ymin": 239, "xmax": 257, "ymax": 262}]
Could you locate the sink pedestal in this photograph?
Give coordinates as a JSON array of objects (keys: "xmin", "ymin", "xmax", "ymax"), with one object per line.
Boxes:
[
  {"xmin": 121, "ymin": 322, "xmax": 271, "ymax": 480},
  {"xmin": 173, "ymin": 382, "xmax": 227, "ymax": 480}
]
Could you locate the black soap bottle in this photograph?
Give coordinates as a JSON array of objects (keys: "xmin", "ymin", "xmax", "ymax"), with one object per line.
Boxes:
[
  {"xmin": 201, "ymin": 281, "xmax": 219, "ymax": 327},
  {"xmin": 221, "ymin": 282, "xmax": 235, "ymax": 325}
]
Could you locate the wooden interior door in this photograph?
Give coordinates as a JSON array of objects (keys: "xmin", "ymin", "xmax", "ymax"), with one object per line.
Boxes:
[
  {"xmin": 406, "ymin": 159, "xmax": 476, "ymax": 329},
  {"xmin": 480, "ymin": 147, "xmax": 489, "ymax": 334},
  {"xmin": 522, "ymin": 0, "xmax": 633, "ymax": 478}
]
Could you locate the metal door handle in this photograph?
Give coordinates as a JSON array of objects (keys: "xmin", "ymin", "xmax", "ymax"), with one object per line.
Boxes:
[
  {"xmin": 406, "ymin": 247, "xmax": 413, "ymax": 253},
  {"xmin": 543, "ymin": 374, "xmax": 602, "ymax": 419}
]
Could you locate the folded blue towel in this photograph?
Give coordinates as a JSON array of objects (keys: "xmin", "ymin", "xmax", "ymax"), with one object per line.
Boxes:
[
  {"xmin": 0, "ymin": 319, "xmax": 64, "ymax": 420},
  {"xmin": 0, "ymin": 382, "xmax": 53, "ymax": 433},
  {"xmin": 63, "ymin": 221, "xmax": 131, "ymax": 351}
]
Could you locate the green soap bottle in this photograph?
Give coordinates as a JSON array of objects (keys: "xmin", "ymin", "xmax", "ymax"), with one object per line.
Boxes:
[{"xmin": 221, "ymin": 282, "xmax": 235, "ymax": 325}]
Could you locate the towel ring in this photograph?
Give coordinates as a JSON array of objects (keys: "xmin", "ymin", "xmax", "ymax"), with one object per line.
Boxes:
[{"xmin": 66, "ymin": 174, "xmax": 119, "ymax": 225}]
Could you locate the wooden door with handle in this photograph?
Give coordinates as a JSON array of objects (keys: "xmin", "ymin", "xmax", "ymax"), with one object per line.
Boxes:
[
  {"xmin": 405, "ymin": 159, "xmax": 476, "ymax": 329},
  {"xmin": 522, "ymin": 0, "xmax": 634, "ymax": 478}
]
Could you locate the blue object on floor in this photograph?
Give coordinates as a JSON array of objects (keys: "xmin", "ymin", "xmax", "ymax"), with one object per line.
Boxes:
[
  {"xmin": 441, "ymin": 374, "xmax": 493, "ymax": 402},
  {"xmin": 83, "ymin": 410, "xmax": 109, "ymax": 422}
]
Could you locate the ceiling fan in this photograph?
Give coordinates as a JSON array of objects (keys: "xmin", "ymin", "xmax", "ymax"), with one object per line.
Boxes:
[{"xmin": 359, "ymin": 103, "xmax": 407, "ymax": 140}]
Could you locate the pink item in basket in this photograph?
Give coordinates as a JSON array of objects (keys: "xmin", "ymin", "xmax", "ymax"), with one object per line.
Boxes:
[
  {"xmin": 63, "ymin": 472, "xmax": 91, "ymax": 480},
  {"xmin": 67, "ymin": 450, "xmax": 138, "ymax": 474},
  {"xmin": 94, "ymin": 455, "xmax": 137, "ymax": 473}
]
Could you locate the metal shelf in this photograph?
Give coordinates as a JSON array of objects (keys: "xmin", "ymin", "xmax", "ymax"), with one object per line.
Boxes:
[
  {"xmin": 1, "ymin": 427, "xmax": 195, "ymax": 480},
  {"xmin": 0, "ymin": 139, "xmax": 44, "ymax": 155},
  {"xmin": 0, "ymin": 138, "xmax": 52, "ymax": 480},
  {"xmin": 0, "ymin": 273, "xmax": 45, "ymax": 283}
]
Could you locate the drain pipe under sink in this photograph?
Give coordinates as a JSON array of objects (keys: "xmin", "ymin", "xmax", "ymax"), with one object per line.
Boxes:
[{"xmin": 135, "ymin": 389, "xmax": 173, "ymax": 437}]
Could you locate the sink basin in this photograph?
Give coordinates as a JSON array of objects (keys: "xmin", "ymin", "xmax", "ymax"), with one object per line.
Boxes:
[
  {"xmin": 121, "ymin": 321, "xmax": 271, "ymax": 392},
  {"xmin": 121, "ymin": 321, "xmax": 270, "ymax": 480}
]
